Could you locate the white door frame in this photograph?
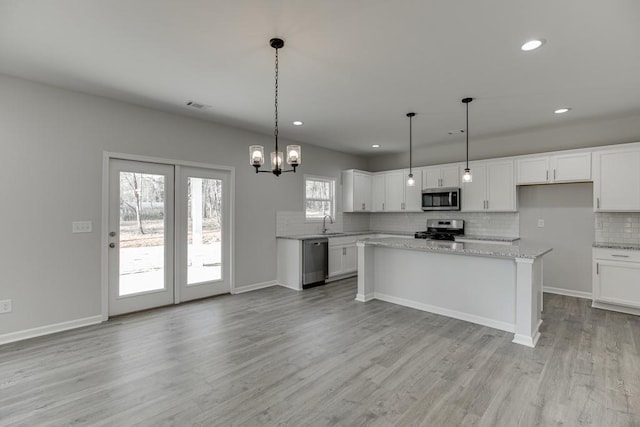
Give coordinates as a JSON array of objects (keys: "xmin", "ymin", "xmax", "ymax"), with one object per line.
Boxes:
[{"xmin": 101, "ymin": 151, "xmax": 235, "ymax": 321}]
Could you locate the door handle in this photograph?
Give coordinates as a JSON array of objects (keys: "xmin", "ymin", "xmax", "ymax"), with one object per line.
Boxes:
[
  {"xmin": 546, "ymin": 170, "xmax": 549, "ymax": 181},
  {"xmin": 109, "ymin": 243, "xmax": 116, "ymax": 248},
  {"xmin": 109, "ymin": 231, "xmax": 116, "ymax": 237},
  {"xmin": 382, "ymin": 202, "xmax": 385, "ymax": 211},
  {"xmin": 554, "ymin": 169, "xmax": 557, "ymax": 180},
  {"xmin": 596, "ymin": 263, "xmax": 599, "ymax": 275},
  {"xmin": 611, "ymin": 254, "xmax": 630, "ymax": 258},
  {"xmin": 597, "ymin": 198, "xmax": 600, "ymax": 209},
  {"xmin": 343, "ymin": 247, "xmax": 346, "ymax": 256}
]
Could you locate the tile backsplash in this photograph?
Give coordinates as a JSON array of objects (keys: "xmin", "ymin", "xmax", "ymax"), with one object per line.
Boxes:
[
  {"xmin": 277, "ymin": 210, "xmax": 519, "ymax": 237},
  {"xmin": 368, "ymin": 212, "xmax": 519, "ymax": 237},
  {"xmin": 595, "ymin": 212, "xmax": 640, "ymax": 244}
]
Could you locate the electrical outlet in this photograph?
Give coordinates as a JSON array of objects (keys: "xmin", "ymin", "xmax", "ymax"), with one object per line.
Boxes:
[
  {"xmin": 537, "ymin": 219, "xmax": 545, "ymax": 228},
  {"xmin": 0, "ymin": 299, "xmax": 12, "ymax": 314},
  {"xmin": 72, "ymin": 221, "xmax": 93, "ymax": 233}
]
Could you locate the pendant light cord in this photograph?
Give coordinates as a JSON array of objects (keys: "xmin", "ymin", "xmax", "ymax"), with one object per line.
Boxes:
[
  {"xmin": 274, "ymin": 47, "xmax": 279, "ymax": 161},
  {"xmin": 409, "ymin": 114, "xmax": 413, "ymax": 175},
  {"xmin": 466, "ymin": 101, "xmax": 469, "ymax": 169}
]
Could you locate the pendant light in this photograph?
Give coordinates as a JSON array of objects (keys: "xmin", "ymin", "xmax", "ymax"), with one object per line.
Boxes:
[
  {"xmin": 461, "ymin": 97, "xmax": 473, "ymax": 183},
  {"xmin": 406, "ymin": 112, "xmax": 416, "ymax": 186},
  {"xmin": 250, "ymin": 38, "xmax": 301, "ymax": 176}
]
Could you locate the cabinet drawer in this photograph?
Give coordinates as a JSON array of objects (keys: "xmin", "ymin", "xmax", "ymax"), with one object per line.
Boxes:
[
  {"xmin": 594, "ymin": 248, "xmax": 640, "ymax": 263},
  {"xmin": 328, "ymin": 235, "xmax": 364, "ymax": 247}
]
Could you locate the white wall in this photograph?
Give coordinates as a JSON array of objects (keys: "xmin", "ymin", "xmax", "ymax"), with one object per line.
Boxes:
[
  {"xmin": 0, "ymin": 74, "xmax": 367, "ymax": 336},
  {"xmin": 367, "ymin": 113, "xmax": 640, "ymax": 171},
  {"xmin": 518, "ymin": 183, "xmax": 594, "ymax": 296}
]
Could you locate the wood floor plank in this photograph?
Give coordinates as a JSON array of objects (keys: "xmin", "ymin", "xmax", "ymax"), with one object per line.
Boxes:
[{"xmin": 1, "ymin": 278, "xmax": 639, "ymax": 426}]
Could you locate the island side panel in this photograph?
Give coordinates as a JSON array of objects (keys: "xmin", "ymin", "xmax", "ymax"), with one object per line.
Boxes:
[
  {"xmin": 513, "ymin": 257, "xmax": 543, "ymax": 347},
  {"xmin": 371, "ymin": 247, "xmax": 516, "ymax": 332},
  {"xmin": 356, "ymin": 242, "xmax": 375, "ymax": 301}
]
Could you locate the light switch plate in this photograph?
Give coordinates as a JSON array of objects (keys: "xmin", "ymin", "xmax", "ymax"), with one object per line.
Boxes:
[
  {"xmin": 537, "ymin": 219, "xmax": 545, "ymax": 228},
  {"xmin": 72, "ymin": 221, "xmax": 93, "ymax": 233}
]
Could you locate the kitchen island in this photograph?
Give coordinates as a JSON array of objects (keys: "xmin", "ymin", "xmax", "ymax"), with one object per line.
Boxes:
[{"xmin": 356, "ymin": 238, "xmax": 552, "ymax": 347}]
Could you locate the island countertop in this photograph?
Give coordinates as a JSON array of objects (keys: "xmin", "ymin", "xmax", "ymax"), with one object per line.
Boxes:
[{"xmin": 357, "ymin": 237, "xmax": 552, "ymax": 260}]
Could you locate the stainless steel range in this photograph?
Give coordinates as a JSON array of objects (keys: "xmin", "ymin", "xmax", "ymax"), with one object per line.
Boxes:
[{"xmin": 414, "ymin": 219, "xmax": 464, "ymax": 240}]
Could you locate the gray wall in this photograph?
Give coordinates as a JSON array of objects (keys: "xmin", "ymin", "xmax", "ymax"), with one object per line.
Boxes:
[
  {"xmin": 0, "ymin": 74, "xmax": 367, "ymax": 336},
  {"xmin": 518, "ymin": 183, "xmax": 594, "ymax": 295},
  {"xmin": 367, "ymin": 113, "xmax": 640, "ymax": 171}
]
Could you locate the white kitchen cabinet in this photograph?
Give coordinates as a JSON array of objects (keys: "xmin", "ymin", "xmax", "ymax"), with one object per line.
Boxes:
[
  {"xmin": 342, "ymin": 170, "xmax": 372, "ymax": 212},
  {"xmin": 328, "ymin": 246, "xmax": 343, "ymax": 277},
  {"xmin": 516, "ymin": 152, "xmax": 591, "ymax": 185},
  {"xmin": 461, "ymin": 159, "xmax": 516, "ymax": 212},
  {"xmin": 593, "ymin": 248, "xmax": 640, "ymax": 314},
  {"xmin": 328, "ymin": 234, "xmax": 374, "ymax": 279},
  {"xmin": 372, "ymin": 173, "xmax": 385, "ymax": 211},
  {"xmin": 370, "ymin": 169, "xmax": 422, "ymax": 212},
  {"xmin": 422, "ymin": 164, "xmax": 460, "ymax": 189},
  {"xmin": 385, "ymin": 170, "xmax": 405, "ymax": 211},
  {"xmin": 404, "ymin": 168, "xmax": 422, "ymax": 211},
  {"xmin": 593, "ymin": 148, "xmax": 640, "ymax": 211}
]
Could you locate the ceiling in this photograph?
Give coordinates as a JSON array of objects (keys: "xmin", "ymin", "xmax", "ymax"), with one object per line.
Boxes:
[{"xmin": 1, "ymin": 0, "xmax": 639, "ymax": 156}]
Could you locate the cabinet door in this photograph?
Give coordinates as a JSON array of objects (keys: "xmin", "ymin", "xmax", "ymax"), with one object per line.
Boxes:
[
  {"xmin": 594, "ymin": 260, "xmax": 640, "ymax": 308},
  {"xmin": 423, "ymin": 167, "xmax": 441, "ymax": 189},
  {"xmin": 517, "ymin": 157, "xmax": 550, "ymax": 184},
  {"xmin": 461, "ymin": 162, "xmax": 486, "ymax": 212},
  {"xmin": 354, "ymin": 172, "xmax": 372, "ymax": 211},
  {"xmin": 343, "ymin": 245, "xmax": 357, "ymax": 274},
  {"xmin": 405, "ymin": 169, "xmax": 422, "ymax": 211},
  {"xmin": 441, "ymin": 165, "xmax": 460, "ymax": 188},
  {"xmin": 551, "ymin": 152, "xmax": 591, "ymax": 183},
  {"xmin": 372, "ymin": 174, "xmax": 386, "ymax": 211},
  {"xmin": 594, "ymin": 150, "xmax": 640, "ymax": 211},
  {"xmin": 328, "ymin": 246, "xmax": 343, "ymax": 277},
  {"xmin": 486, "ymin": 160, "xmax": 516, "ymax": 211},
  {"xmin": 385, "ymin": 171, "xmax": 405, "ymax": 211}
]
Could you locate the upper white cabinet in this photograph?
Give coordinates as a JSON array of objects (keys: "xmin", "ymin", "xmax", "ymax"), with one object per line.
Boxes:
[
  {"xmin": 517, "ymin": 152, "xmax": 591, "ymax": 185},
  {"xmin": 461, "ymin": 159, "xmax": 516, "ymax": 212},
  {"xmin": 371, "ymin": 169, "xmax": 422, "ymax": 212},
  {"xmin": 422, "ymin": 164, "xmax": 460, "ymax": 189},
  {"xmin": 593, "ymin": 148, "xmax": 640, "ymax": 211},
  {"xmin": 342, "ymin": 169, "xmax": 372, "ymax": 212}
]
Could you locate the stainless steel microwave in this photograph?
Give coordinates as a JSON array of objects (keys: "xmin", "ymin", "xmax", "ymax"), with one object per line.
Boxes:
[{"xmin": 421, "ymin": 187, "xmax": 461, "ymax": 211}]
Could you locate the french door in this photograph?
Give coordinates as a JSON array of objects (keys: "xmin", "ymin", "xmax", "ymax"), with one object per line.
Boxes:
[{"xmin": 107, "ymin": 159, "xmax": 230, "ymax": 316}]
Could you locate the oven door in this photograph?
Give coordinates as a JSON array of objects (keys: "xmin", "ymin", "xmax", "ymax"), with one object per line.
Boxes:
[{"xmin": 421, "ymin": 188, "xmax": 461, "ymax": 211}]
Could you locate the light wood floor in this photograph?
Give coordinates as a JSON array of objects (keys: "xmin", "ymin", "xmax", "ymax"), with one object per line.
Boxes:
[{"xmin": 1, "ymin": 278, "xmax": 639, "ymax": 426}]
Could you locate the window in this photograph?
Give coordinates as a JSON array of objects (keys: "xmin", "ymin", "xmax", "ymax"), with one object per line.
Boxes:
[{"xmin": 305, "ymin": 175, "xmax": 335, "ymax": 220}]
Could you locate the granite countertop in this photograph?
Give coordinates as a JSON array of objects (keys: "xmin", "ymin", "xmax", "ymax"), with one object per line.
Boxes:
[
  {"xmin": 277, "ymin": 231, "xmax": 413, "ymax": 240},
  {"xmin": 593, "ymin": 242, "xmax": 640, "ymax": 251},
  {"xmin": 358, "ymin": 237, "xmax": 552, "ymax": 260},
  {"xmin": 454, "ymin": 235, "xmax": 520, "ymax": 243}
]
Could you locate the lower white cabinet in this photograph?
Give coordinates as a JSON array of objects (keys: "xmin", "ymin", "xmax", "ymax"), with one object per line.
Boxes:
[
  {"xmin": 593, "ymin": 248, "xmax": 640, "ymax": 313},
  {"xmin": 328, "ymin": 235, "xmax": 374, "ymax": 279}
]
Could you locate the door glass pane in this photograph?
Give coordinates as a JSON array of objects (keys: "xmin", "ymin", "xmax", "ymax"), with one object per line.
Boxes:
[
  {"xmin": 188, "ymin": 177, "xmax": 222, "ymax": 284},
  {"xmin": 119, "ymin": 172, "xmax": 166, "ymax": 296}
]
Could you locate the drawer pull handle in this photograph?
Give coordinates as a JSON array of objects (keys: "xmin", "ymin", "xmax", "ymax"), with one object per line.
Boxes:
[{"xmin": 611, "ymin": 254, "xmax": 630, "ymax": 258}]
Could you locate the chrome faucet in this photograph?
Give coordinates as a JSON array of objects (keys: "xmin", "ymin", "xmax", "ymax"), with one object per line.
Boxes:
[{"xmin": 322, "ymin": 215, "xmax": 334, "ymax": 234}]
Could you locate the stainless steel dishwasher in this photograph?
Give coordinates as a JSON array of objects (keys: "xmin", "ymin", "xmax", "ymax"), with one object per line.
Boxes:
[{"xmin": 302, "ymin": 238, "xmax": 328, "ymax": 288}]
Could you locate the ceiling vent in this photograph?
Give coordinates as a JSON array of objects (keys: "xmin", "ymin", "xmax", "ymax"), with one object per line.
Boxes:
[{"xmin": 186, "ymin": 100, "xmax": 210, "ymax": 110}]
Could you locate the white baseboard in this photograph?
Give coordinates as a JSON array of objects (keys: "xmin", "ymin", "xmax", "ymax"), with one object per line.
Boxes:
[
  {"xmin": 592, "ymin": 301, "xmax": 640, "ymax": 316},
  {"xmin": 232, "ymin": 280, "xmax": 278, "ymax": 294},
  {"xmin": 277, "ymin": 282, "xmax": 302, "ymax": 291},
  {"xmin": 543, "ymin": 286, "xmax": 592, "ymax": 300},
  {"xmin": 0, "ymin": 315, "xmax": 103, "ymax": 346},
  {"xmin": 373, "ymin": 292, "xmax": 515, "ymax": 333}
]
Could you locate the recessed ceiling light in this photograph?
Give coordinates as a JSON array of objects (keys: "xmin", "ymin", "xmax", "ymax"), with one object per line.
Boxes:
[
  {"xmin": 521, "ymin": 39, "xmax": 545, "ymax": 51},
  {"xmin": 293, "ymin": 120, "xmax": 303, "ymax": 126},
  {"xmin": 372, "ymin": 144, "xmax": 380, "ymax": 148},
  {"xmin": 554, "ymin": 108, "xmax": 571, "ymax": 114}
]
